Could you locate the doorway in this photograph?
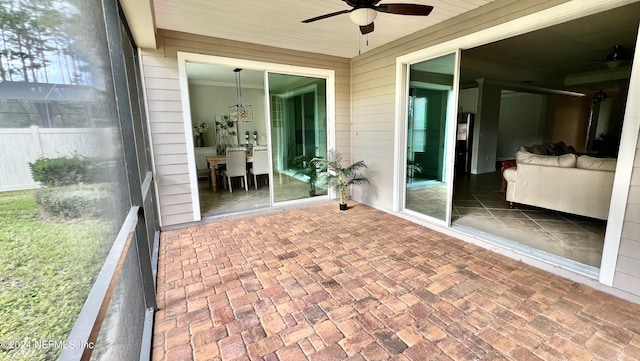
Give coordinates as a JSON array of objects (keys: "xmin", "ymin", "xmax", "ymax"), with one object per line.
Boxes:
[
  {"xmin": 178, "ymin": 55, "xmax": 334, "ymax": 218},
  {"xmin": 185, "ymin": 64, "xmax": 270, "ymax": 216},
  {"xmin": 395, "ymin": 3, "xmax": 640, "ymax": 277}
]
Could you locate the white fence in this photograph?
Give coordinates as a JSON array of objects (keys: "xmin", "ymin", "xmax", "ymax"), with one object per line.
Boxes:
[{"xmin": 0, "ymin": 126, "xmax": 117, "ymax": 191}]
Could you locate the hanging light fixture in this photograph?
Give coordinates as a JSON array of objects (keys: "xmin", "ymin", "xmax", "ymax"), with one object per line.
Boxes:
[
  {"xmin": 349, "ymin": 7, "xmax": 377, "ymax": 26},
  {"xmin": 229, "ymin": 68, "xmax": 253, "ymax": 123}
]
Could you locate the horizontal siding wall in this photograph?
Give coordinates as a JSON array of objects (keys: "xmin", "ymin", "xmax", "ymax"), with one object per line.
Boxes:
[
  {"xmin": 139, "ymin": 50, "xmax": 193, "ymax": 226},
  {"xmin": 349, "ymin": 0, "xmax": 568, "ymax": 211},
  {"xmin": 613, "ymin": 135, "xmax": 640, "ymax": 295},
  {"xmin": 141, "ymin": 31, "xmax": 350, "ymax": 226}
]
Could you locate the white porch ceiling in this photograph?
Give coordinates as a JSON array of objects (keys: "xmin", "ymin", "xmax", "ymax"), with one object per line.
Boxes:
[
  {"xmin": 143, "ymin": 0, "xmax": 639, "ymax": 90},
  {"xmin": 152, "ymin": 0, "xmax": 495, "ymax": 58}
]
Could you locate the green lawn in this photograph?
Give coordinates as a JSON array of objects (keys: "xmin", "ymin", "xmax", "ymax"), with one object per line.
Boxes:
[{"xmin": 0, "ymin": 190, "xmax": 108, "ymax": 361}]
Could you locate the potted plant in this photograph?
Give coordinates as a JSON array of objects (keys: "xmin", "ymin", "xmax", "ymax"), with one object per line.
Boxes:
[
  {"xmin": 193, "ymin": 122, "xmax": 209, "ymax": 147},
  {"xmin": 313, "ymin": 150, "xmax": 369, "ymax": 211},
  {"xmin": 294, "ymin": 154, "xmax": 319, "ymax": 197},
  {"xmin": 407, "ymin": 159, "xmax": 422, "ymax": 183}
]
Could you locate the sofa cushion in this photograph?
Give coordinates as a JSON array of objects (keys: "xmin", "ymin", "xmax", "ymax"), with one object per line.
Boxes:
[
  {"xmin": 516, "ymin": 151, "xmax": 577, "ymax": 168},
  {"xmin": 576, "ymin": 155, "xmax": 617, "ymax": 171}
]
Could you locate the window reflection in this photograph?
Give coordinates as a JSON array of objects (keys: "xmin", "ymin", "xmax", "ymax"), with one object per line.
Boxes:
[
  {"xmin": 269, "ymin": 73, "xmax": 328, "ymax": 202},
  {"xmin": 405, "ymin": 53, "xmax": 456, "ymax": 221}
]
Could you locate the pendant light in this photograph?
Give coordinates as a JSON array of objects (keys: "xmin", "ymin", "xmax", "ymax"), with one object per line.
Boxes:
[{"xmin": 229, "ymin": 68, "xmax": 253, "ymax": 123}]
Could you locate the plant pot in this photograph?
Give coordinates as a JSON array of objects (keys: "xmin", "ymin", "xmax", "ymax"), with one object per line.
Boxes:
[
  {"xmin": 195, "ymin": 134, "xmax": 204, "ymax": 147},
  {"xmin": 339, "ymin": 203, "xmax": 347, "ymax": 211}
]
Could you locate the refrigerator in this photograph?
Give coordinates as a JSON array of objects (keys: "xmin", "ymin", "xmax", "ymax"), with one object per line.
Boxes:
[{"xmin": 455, "ymin": 112, "xmax": 474, "ymax": 175}]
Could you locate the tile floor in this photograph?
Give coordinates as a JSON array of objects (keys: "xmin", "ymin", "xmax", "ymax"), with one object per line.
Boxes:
[
  {"xmin": 153, "ymin": 202, "xmax": 640, "ymax": 361},
  {"xmin": 406, "ymin": 172, "xmax": 605, "ymax": 268},
  {"xmin": 198, "ymin": 178, "xmax": 271, "ymax": 217},
  {"xmin": 198, "ymin": 173, "xmax": 327, "ymax": 217}
]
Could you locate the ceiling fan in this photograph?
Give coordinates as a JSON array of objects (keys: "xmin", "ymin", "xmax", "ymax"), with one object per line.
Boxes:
[
  {"xmin": 590, "ymin": 45, "xmax": 633, "ymax": 68},
  {"xmin": 593, "ymin": 89, "xmax": 607, "ymax": 103},
  {"xmin": 302, "ymin": 0, "xmax": 434, "ymax": 35}
]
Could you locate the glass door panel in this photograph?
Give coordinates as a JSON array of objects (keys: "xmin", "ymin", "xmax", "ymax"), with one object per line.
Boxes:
[
  {"xmin": 268, "ymin": 73, "xmax": 328, "ymax": 203},
  {"xmin": 405, "ymin": 53, "xmax": 457, "ymax": 221}
]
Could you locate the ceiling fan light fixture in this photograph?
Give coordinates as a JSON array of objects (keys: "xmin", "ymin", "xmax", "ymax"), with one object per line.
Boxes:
[{"xmin": 349, "ymin": 8, "xmax": 377, "ymax": 26}]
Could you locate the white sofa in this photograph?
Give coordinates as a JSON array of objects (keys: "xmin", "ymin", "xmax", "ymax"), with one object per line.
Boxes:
[{"xmin": 503, "ymin": 151, "xmax": 616, "ymax": 220}]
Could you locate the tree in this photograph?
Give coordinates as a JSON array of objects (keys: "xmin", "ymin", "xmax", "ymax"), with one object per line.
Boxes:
[{"xmin": 0, "ymin": 0, "xmax": 83, "ymax": 84}]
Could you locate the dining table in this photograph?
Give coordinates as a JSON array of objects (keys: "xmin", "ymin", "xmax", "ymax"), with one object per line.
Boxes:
[{"xmin": 206, "ymin": 155, "xmax": 253, "ymax": 191}]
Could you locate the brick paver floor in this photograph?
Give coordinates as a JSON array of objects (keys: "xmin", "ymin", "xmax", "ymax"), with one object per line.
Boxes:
[{"xmin": 152, "ymin": 202, "xmax": 640, "ymax": 360}]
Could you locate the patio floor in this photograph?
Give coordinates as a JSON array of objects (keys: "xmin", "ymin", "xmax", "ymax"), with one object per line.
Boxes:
[{"xmin": 152, "ymin": 202, "xmax": 640, "ymax": 361}]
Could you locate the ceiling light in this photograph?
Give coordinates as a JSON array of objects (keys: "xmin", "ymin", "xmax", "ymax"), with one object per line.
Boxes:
[
  {"xmin": 229, "ymin": 68, "xmax": 253, "ymax": 123},
  {"xmin": 349, "ymin": 8, "xmax": 377, "ymax": 26}
]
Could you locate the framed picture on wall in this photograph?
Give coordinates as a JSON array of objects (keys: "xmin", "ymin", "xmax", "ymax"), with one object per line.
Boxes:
[{"xmin": 215, "ymin": 115, "xmax": 238, "ymax": 146}]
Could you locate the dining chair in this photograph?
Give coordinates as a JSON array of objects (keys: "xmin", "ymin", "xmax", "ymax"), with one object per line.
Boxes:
[
  {"xmin": 222, "ymin": 147, "xmax": 248, "ymax": 192},
  {"xmin": 249, "ymin": 146, "xmax": 269, "ymax": 189}
]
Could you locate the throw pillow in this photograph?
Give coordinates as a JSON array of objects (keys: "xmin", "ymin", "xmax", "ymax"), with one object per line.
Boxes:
[
  {"xmin": 530, "ymin": 144, "xmax": 548, "ymax": 155},
  {"xmin": 551, "ymin": 141, "xmax": 570, "ymax": 155},
  {"xmin": 516, "ymin": 151, "xmax": 577, "ymax": 168}
]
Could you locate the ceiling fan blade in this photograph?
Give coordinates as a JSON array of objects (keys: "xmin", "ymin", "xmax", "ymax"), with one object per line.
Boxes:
[
  {"xmin": 302, "ymin": 9, "xmax": 350, "ymax": 23},
  {"xmin": 360, "ymin": 22, "xmax": 375, "ymax": 35},
  {"xmin": 376, "ymin": 3, "xmax": 434, "ymax": 16}
]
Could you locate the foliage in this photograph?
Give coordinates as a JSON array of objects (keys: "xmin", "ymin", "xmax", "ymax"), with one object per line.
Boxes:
[
  {"xmin": 313, "ymin": 150, "xmax": 369, "ymax": 204},
  {"xmin": 28, "ymin": 154, "xmax": 111, "ymax": 187},
  {"xmin": 34, "ymin": 184, "xmax": 110, "ymax": 219},
  {"xmin": 0, "ymin": 0, "xmax": 111, "ymax": 127},
  {"xmin": 293, "ymin": 154, "xmax": 320, "ymax": 195},
  {"xmin": 407, "ymin": 159, "xmax": 423, "ymax": 179},
  {"xmin": 0, "ymin": 190, "xmax": 109, "ymax": 361},
  {"xmin": 192, "ymin": 122, "xmax": 209, "ymax": 135},
  {"xmin": 0, "ymin": 0, "xmax": 87, "ymax": 84}
]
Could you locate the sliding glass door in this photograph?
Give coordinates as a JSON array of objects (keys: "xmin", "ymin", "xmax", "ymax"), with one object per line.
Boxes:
[
  {"xmin": 404, "ymin": 53, "xmax": 458, "ymax": 222},
  {"xmin": 268, "ymin": 73, "xmax": 328, "ymax": 203},
  {"xmin": 180, "ymin": 57, "xmax": 332, "ymax": 217}
]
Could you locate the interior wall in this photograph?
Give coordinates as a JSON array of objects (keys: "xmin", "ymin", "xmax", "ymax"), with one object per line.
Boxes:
[
  {"xmin": 473, "ymin": 80, "xmax": 502, "ymax": 174},
  {"xmin": 497, "ymin": 91, "xmax": 546, "ymax": 159},
  {"xmin": 188, "ymin": 84, "xmax": 267, "ymax": 147},
  {"xmin": 544, "ymin": 93, "xmax": 591, "ymax": 151}
]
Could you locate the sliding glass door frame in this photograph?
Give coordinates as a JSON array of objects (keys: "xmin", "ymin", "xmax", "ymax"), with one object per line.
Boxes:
[
  {"xmin": 177, "ymin": 52, "xmax": 336, "ymax": 219},
  {"xmin": 394, "ymin": 49, "xmax": 461, "ymax": 227}
]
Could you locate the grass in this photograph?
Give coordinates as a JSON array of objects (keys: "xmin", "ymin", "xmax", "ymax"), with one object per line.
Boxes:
[{"xmin": 0, "ymin": 190, "xmax": 109, "ymax": 361}]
